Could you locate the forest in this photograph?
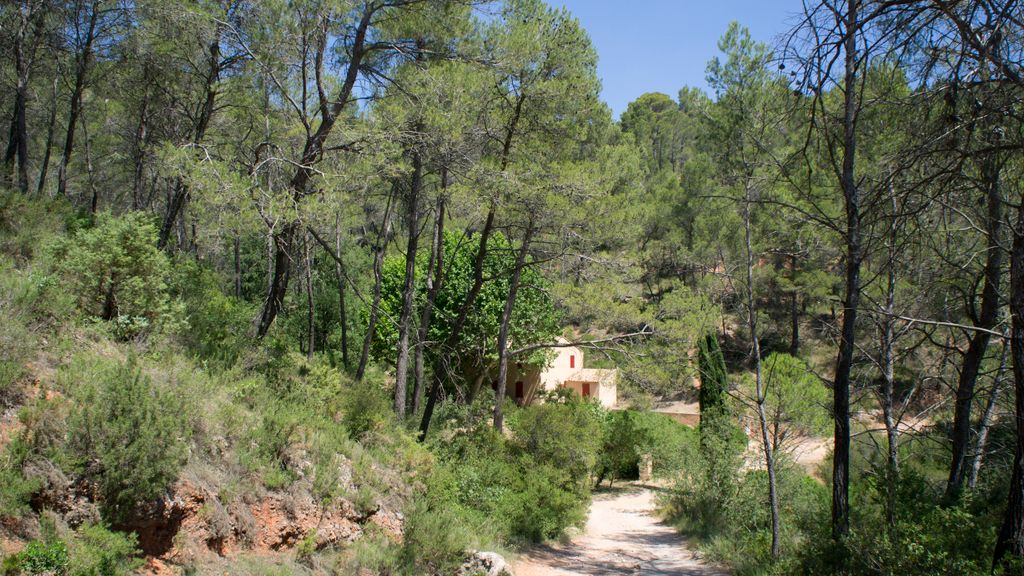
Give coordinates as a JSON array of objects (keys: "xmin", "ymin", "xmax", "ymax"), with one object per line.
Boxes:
[{"xmin": 0, "ymin": 0, "xmax": 1023, "ymax": 574}]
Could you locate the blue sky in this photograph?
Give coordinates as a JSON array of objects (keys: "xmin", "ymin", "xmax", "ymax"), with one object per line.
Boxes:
[{"xmin": 550, "ymin": 1, "xmax": 806, "ymax": 117}]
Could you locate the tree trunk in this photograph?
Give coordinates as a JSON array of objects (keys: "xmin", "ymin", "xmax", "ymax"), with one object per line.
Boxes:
[
  {"xmin": 159, "ymin": 25, "xmax": 223, "ymax": 249},
  {"xmin": 394, "ymin": 152, "xmax": 423, "ymax": 418},
  {"xmin": 947, "ymin": 157, "xmax": 1003, "ymax": 500},
  {"xmin": 493, "ymin": 222, "xmax": 533, "ymax": 432},
  {"xmin": 744, "ymin": 189, "xmax": 781, "ymax": 561},
  {"xmin": 880, "ymin": 228, "xmax": 899, "ymax": 527},
  {"xmin": 255, "ymin": 222, "xmax": 296, "ymax": 338},
  {"xmin": 356, "ymin": 203, "xmax": 393, "ymax": 381},
  {"xmin": 832, "ymin": 0, "xmax": 860, "ymax": 542},
  {"xmin": 131, "ymin": 64, "xmax": 153, "ymax": 210},
  {"xmin": 335, "ymin": 215, "xmax": 350, "ymax": 370},
  {"xmin": 37, "ymin": 74, "xmax": 58, "ymax": 196},
  {"xmin": 57, "ymin": 1, "xmax": 100, "ymax": 199},
  {"xmin": 254, "ymin": 7, "xmax": 375, "ymax": 336},
  {"xmin": 234, "ymin": 236, "xmax": 242, "ymax": 299},
  {"xmin": 4, "ymin": 2, "xmax": 34, "ymax": 193},
  {"xmin": 304, "ymin": 231, "xmax": 315, "ymax": 361},
  {"xmin": 419, "ymin": 207, "xmax": 497, "ymax": 438},
  {"xmin": 970, "ymin": 338, "xmax": 1007, "ymax": 489},
  {"xmin": 414, "ymin": 190, "xmax": 445, "ymax": 416},
  {"xmin": 994, "ymin": 200, "xmax": 1024, "ymax": 570},
  {"xmin": 82, "ymin": 107, "xmax": 98, "ymax": 213},
  {"xmin": 790, "ymin": 254, "xmax": 800, "ymax": 354}
]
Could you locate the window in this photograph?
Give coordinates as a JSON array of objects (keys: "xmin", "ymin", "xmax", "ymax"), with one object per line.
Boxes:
[{"xmin": 570, "ymin": 354, "xmax": 575, "ymax": 369}]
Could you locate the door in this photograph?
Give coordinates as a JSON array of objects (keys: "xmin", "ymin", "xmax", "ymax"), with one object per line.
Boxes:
[{"xmin": 582, "ymin": 382, "xmax": 591, "ymax": 398}]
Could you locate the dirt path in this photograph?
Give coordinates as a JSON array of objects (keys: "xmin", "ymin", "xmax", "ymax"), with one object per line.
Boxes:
[{"xmin": 512, "ymin": 485, "xmax": 728, "ymax": 576}]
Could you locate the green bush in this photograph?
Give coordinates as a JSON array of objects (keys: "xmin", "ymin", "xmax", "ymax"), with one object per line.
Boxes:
[
  {"xmin": 0, "ymin": 435, "xmax": 43, "ymax": 517},
  {"xmin": 168, "ymin": 258, "xmax": 254, "ymax": 368},
  {"xmin": 341, "ymin": 376, "xmax": 394, "ymax": 440},
  {"xmin": 428, "ymin": 398, "xmax": 601, "ymax": 545},
  {"xmin": 508, "ymin": 396, "xmax": 604, "ymax": 493},
  {"xmin": 2, "ymin": 523, "xmax": 139, "ymax": 576},
  {"xmin": 64, "ymin": 356, "xmax": 190, "ymax": 522},
  {"xmin": 49, "ymin": 212, "xmax": 172, "ymax": 336},
  {"xmin": 67, "ymin": 524, "xmax": 141, "ymax": 576}
]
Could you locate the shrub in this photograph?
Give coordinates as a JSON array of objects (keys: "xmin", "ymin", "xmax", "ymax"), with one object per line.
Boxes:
[
  {"xmin": 0, "ymin": 435, "xmax": 42, "ymax": 517},
  {"xmin": 2, "ymin": 539, "xmax": 68, "ymax": 575},
  {"xmin": 49, "ymin": 212, "xmax": 171, "ymax": 336},
  {"xmin": 168, "ymin": 258, "xmax": 254, "ymax": 368},
  {"xmin": 65, "ymin": 357, "xmax": 190, "ymax": 522},
  {"xmin": 1, "ymin": 523, "xmax": 139, "ymax": 576},
  {"xmin": 66, "ymin": 524, "xmax": 141, "ymax": 576},
  {"xmin": 341, "ymin": 376, "xmax": 394, "ymax": 440},
  {"xmin": 508, "ymin": 397, "xmax": 604, "ymax": 493}
]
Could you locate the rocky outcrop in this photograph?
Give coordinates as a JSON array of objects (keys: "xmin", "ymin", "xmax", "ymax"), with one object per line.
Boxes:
[
  {"xmin": 123, "ymin": 479, "xmax": 403, "ymax": 566},
  {"xmin": 459, "ymin": 551, "xmax": 514, "ymax": 576}
]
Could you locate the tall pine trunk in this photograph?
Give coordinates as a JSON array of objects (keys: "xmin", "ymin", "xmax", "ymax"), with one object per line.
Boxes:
[
  {"xmin": 335, "ymin": 215, "xmax": 350, "ymax": 370},
  {"xmin": 57, "ymin": 1, "xmax": 100, "ymax": 199},
  {"xmin": 994, "ymin": 199, "xmax": 1024, "ymax": 570},
  {"xmin": 970, "ymin": 338, "xmax": 1007, "ymax": 489},
  {"xmin": 394, "ymin": 152, "xmax": 422, "ymax": 417},
  {"xmin": 947, "ymin": 157, "xmax": 1002, "ymax": 500},
  {"xmin": 159, "ymin": 26, "xmax": 223, "ymax": 249},
  {"xmin": 356, "ymin": 200, "xmax": 393, "ymax": 382},
  {"xmin": 832, "ymin": 0, "xmax": 860, "ymax": 542},
  {"xmin": 493, "ymin": 222, "xmax": 533, "ymax": 432},
  {"xmin": 413, "ymin": 190, "xmax": 445, "ymax": 416},
  {"xmin": 744, "ymin": 189, "xmax": 781, "ymax": 560}
]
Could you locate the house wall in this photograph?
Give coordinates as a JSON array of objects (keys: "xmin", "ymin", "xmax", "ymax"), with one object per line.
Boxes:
[{"xmin": 539, "ymin": 340, "xmax": 583, "ymax": 393}]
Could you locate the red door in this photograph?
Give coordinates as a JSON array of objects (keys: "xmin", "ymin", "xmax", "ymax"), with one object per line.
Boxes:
[{"xmin": 582, "ymin": 382, "xmax": 591, "ymax": 398}]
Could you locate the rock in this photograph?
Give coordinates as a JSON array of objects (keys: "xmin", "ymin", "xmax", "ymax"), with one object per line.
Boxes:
[{"xmin": 459, "ymin": 551, "xmax": 514, "ymax": 576}]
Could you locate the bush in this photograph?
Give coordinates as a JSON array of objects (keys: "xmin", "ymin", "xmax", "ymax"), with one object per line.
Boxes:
[
  {"xmin": 2, "ymin": 539, "xmax": 68, "ymax": 575},
  {"xmin": 66, "ymin": 524, "xmax": 141, "ymax": 576},
  {"xmin": 508, "ymin": 396, "xmax": 604, "ymax": 493},
  {"xmin": 341, "ymin": 375, "xmax": 394, "ymax": 440},
  {"xmin": 168, "ymin": 258, "xmax": 254, "ymax": 368},
  {"xmin": 64, "ymin": 356, "xmax": 190, "ymax": 522},
  {"xmin": 49, "ymin": 212, "xmax": 172, "ymax": 336},
  {"xmin": 0, "ymin": 435, "xmax": 42, "ymax": 517},
  {"xmin": 2, "ymin": 523, "xmax": 139, "ymax": 576},
  {"xmin": 427, "ymin": 398, "xmax": 601, "ymax": 545}
]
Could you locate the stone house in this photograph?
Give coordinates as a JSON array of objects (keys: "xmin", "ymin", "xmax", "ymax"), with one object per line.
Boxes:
[{"xmin": 505, "ymin": 337, "xmax": 618, "ymax": 408}]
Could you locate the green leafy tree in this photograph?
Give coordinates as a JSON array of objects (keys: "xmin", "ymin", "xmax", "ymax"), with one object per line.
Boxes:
[{"xmin": 373, "ymin": 230, "xmax": 559, "ymax": 397}]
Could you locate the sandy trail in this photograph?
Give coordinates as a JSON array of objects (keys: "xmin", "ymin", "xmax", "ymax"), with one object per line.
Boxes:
[{"xmin": 512, "ymin": 485, "xmax": 728, "ymax": 576}]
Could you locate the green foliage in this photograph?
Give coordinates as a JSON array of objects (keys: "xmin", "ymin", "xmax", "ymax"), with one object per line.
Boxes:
[
  {"xmin": 0, "ymin": 258, "xmax": 74, "ymax": 403},
  {"xmin": 66, "ymin": 524, "xmax": 141, "ymax": 576},
  {"xmin": 49, "ymin": 212, "xmax": 172, "ymax": 336},
  {"xmin": 0, "ymin": 435, "xmax": 42, "ymax": 517},
  {"xmin": 340, "ymin": 375, "xmax": 395, "ymax": 440},
  {"xmin": 64, "ymin": 357, "xmax": 190, "ymax": 522},
  {"xmin": 373, "ymin": 230, "xmax": 559, "ymax": 371},
  {"xmin": 2, "ymin": 523, "xmax": 139, "ymax": 576},
  {"xmin": 759, "ymin": 353, "xmax": 830, "ymax": 449},
  {"xmin": 168, "ymin": 257, "xmax": 255, "ymax": 368},
  {"xmin": 2, "ymin": 539, "xmax": 68, "ymax": 576},
  {"xmin": 697, "ymin": 332, "xmax": 729, "ymax": 421},
  {"xmin": 428, "ymin": 397, "xmax": 602, "ymax": 544},
  {"xmin": 605, "ymin": 410, "xmax": 699, "ymax": 480}
]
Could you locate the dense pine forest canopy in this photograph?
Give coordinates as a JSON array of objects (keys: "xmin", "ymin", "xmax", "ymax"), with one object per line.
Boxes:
[{"xmin": 1, "ymin": 0, "xmax": 1023, "ymax": 574}]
